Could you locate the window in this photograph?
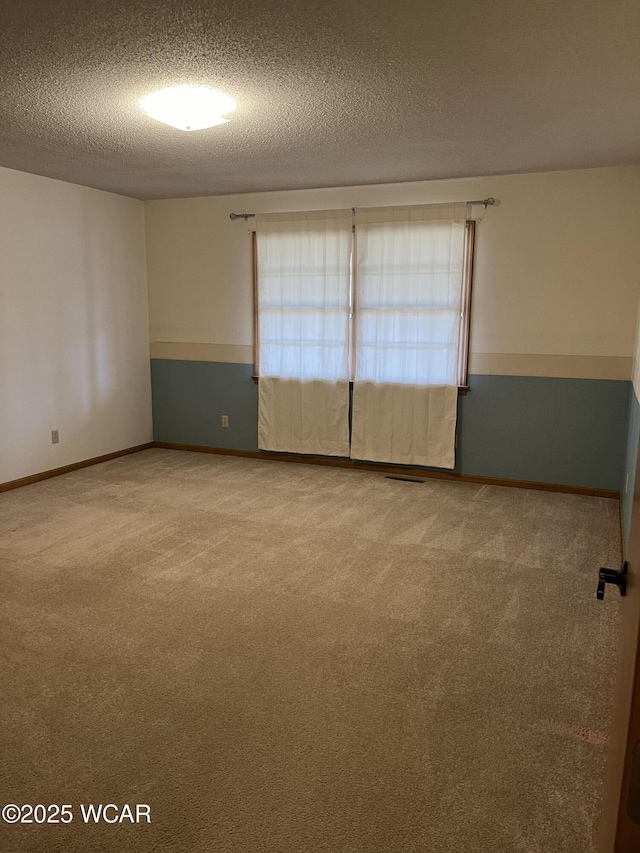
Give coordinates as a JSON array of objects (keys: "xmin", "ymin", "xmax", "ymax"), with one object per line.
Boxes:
[
  {"xmin": 354, "ymin": 210, "xmax": 473, "ymax": 389},
  {"xmin": 253, "ymin": 203, "xmax": 474, "ymax": 467},
  {"xmin": 254, "ymin": 210, "xmax": 352, "ymax": 381},
  {"xmin": 254, "ymin": 208, "xmax": 474, "ymax": 389}
]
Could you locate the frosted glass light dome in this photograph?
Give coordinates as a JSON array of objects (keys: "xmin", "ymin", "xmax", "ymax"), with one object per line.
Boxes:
[{"xmin": 140, "ymin": 85, "xmax": 236, "ymax": 131}]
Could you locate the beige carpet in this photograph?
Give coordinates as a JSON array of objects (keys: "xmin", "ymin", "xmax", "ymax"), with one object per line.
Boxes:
[{"xmin": 0, "ymin": 448, "xmax": 623, "ymax": 852}]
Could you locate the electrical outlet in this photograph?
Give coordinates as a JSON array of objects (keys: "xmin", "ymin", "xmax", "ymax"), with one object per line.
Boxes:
[
  {"xmin": 221, "ymin": 415, "xmax": 229, "ymax": 428},
  {"xmin": 51, "ymin": 429, "xmax": 59, "ymax": 444}
]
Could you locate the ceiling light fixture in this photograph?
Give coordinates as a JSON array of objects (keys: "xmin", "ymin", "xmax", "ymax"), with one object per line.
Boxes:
[{"xmin": 139, "ymin": 85, "xmax": 236, "ymax": 132}]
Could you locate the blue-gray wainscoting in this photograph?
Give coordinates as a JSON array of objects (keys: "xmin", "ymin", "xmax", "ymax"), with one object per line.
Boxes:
[
  {"xmin": 622, "ymin": 384, "xmax": 640, "ymax": 551},
  {"xmin": 457, "ymin": 374, "xmax": 629, "ymax": 492},
  {"xmin": 151, "ymin": 360, "xmax": 258, "ymax": 451},
  {"xmin": 151, "ymin": 359, "xmax": 630, "ymax": 493}
]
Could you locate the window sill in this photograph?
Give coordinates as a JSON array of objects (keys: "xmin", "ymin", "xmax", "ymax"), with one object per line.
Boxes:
[{"xmin": 252, "ymin": 376, "xmax": 469, "ymax": 394}]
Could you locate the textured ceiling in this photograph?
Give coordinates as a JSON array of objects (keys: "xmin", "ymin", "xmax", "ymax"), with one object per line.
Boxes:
[{"xmin": 1, "ymin": 0, "xmax": 639, "ymax": 199}]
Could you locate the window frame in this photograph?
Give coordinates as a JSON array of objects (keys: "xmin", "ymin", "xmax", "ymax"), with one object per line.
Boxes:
[{"xmin": 458, "ymin": 219, "xmax": 475, "ymax": 391}]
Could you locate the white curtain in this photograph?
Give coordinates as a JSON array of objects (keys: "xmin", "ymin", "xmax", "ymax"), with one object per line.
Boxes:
[
  {"xmin": 256, "ymin": 210, "xmax": 351, "ymax": 456},
  {"xmin": 351, "ymin": 202, "xmax": 466, "ymax": 468},
  {"xmin": 258, "ymin": 377, "xmax": 350, "ymax": 456},
  {"xmin": 351, "ymin": 383, "xmax": 459, "ymax": 468}
]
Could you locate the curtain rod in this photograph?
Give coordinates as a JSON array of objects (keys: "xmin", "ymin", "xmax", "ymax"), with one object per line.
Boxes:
[{"xmin": 229, "ymin": 198, "xmax": 498, "ymax": 221}]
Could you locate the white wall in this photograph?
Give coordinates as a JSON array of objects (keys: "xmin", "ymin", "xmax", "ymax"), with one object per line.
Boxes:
[
  {"xmin": 0, "ymin": 166, "xmax": 152, "ymax": 483},
  {"xmin": 145, "ymin": 166, "xmax": 640, "ymax": 379}
]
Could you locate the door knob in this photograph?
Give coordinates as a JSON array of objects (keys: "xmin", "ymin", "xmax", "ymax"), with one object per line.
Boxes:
[{"xmin": 596, "ymin": 561, "xmax": 628, "ymax": 600}]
